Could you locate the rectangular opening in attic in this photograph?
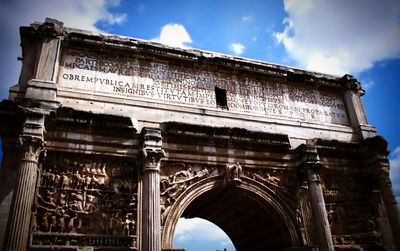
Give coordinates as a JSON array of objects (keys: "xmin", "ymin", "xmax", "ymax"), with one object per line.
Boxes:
[{"xmin": 215, "ymin": 86, "xmax": 228, "ymax": 110}]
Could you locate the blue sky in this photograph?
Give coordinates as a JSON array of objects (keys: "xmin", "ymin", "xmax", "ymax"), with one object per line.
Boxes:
[{"xmin": 0, "ymin": 0, "xmax": 399, "ymax": 250}]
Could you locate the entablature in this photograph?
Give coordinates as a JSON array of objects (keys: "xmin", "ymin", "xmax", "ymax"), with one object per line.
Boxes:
[{"xmin": 9, "ymin": 18, "xmax": 377, "ymax": 144}]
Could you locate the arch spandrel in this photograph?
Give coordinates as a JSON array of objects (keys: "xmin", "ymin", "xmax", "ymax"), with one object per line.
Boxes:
[{"xmin": 160, "ymin": 171, "xmax": 303, "ymax": 250}]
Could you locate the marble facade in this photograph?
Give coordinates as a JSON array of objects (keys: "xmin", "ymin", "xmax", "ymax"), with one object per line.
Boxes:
[{"xmin": 0, "ymin": 18, "xmax": 399, "ymax": 251}]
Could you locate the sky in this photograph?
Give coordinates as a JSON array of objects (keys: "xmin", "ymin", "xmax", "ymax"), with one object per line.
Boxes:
[{"xmin": 0, "ymin": 0, "xmax": 399, "ymax": 250}]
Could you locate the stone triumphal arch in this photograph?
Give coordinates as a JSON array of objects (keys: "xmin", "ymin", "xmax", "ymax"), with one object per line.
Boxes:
[{"xmin": 0, "ymin": 18, "xmax": 399, "ymax": 251}]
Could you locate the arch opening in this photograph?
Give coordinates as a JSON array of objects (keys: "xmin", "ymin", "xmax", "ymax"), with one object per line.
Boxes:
[
  {"xmin": 164, "ymin": 178, "xmax": 301, "ymax": 251},
  {"xmin": 173, "ymin": 217, "xmax": 235, "ymax": 251}
]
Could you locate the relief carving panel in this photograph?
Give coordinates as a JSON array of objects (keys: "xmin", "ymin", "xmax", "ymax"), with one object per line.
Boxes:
[
  {"xmin": 31, "ymin": 152, "xmax": 137, "ymax": 248},
  {"xmin": 321, "ymin": 174, "xmax": 384, "ymax": 247},
  {"xmin": 159, "ymin": 162, "xmax": 297, "ymax": 228},
  {"xmin": 243, "ymin": 168, "xmax": 297, "ymax": 196},
  {"xmin": 160, "ymin": 163, "xmax": 215, "ymax": 225}
]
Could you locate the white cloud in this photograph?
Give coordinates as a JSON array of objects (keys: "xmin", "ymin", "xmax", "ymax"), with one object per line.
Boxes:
[
  {"xmin": 174, "ymin": 218, "xmax": 230, "ymax": 242},
  {"xmin": 242, "ymin": 16, "xmax": 253, "ymax": 22},
  {"xmin": 389, "ymin": 146, "xmax": 400, "ymax": 205},
  {"xmin": 359, "ymin": 78, "xmax": 375, "ymax": 91},
  {"xmin": 0, "ymin": 0, "xmax": 127, "ymax": 99},
  {"xmin": 273, "ymin": 0, "xmax": 400, "ymax": 75},
  {"xmin": 0, "ymin": 0, "xmax": 126, "ymax": 32},
  {"xmin": 229, "ymin": 43, "xmax": 246, "ymax": 55},
  {"xmin": 152, "ymin": 23, "xmax": 192, "ymax": 48}
]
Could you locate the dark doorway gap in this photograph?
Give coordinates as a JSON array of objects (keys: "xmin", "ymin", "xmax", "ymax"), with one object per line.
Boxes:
[{"xmin": 215, "ymin": 87, "xmax": 228, "ymax": 110}]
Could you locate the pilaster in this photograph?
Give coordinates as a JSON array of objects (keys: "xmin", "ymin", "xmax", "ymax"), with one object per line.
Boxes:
[
  {"xmin": 10, "ymin": 18, "xmax": 62, "ymax": 110},
  {"xmin": 139, "ymin": 128, "xmax": 165, "ymax": 251},
  {"xmin": 341, "ymin": 74, "xmax": 376, "ymax": 140},
  {"xmin": 2, "ymin": 108, "xmax": 45, "ymax": 251},
  {"xmin": 298, "ymin": 144, "xmax": 334, "ymax": 251}
]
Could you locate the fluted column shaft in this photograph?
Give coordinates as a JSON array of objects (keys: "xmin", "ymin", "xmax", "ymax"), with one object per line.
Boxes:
[
  {"xmin": 140, "ymin": 128, "xmax": 164, "ymax": 251},
  {"xmin": 298, "ymin": 144, "xmax": 334, "ymax": 251},
  {"xmin": 299, "ymin": 184, "xmax": 317, "ymax": 247},
  {"xmin": 3, "ymin": 138, "xmax": 43, "ymax": 251},
  {"xmin": 3, "ymin": 109, "xmax": 45, "ymax": 251},
  {"xmin": 305, "ymin": 166, "xmax": 334, "ymax": 251}
]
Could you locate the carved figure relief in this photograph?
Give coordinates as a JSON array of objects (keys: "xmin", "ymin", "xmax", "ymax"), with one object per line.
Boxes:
[
  {"xmin": 319, "ymin": 174, "xmax": 372, "ymax": 206},
  {"xmin": 244, "ymin": 169, "xmax": 284, "ymax": 188},
  {"xmin": 160, "ymin": 163, "xmax": 212, "ymax": 225},
  {"xmin": 226, "ymin": 162, "xmax": 242, "ymax": 183},
  {"xmin": 32, "ymin": 153, "xmax": 137, "ymax": 248},
  {"xmin": 251, "ymin": 171, "xmax": 281, "ymax": 186}
]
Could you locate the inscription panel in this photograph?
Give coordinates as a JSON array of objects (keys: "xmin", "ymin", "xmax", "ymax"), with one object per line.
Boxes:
[{"xmin": 58, "ymin": 50, "xmax": 349, "ymax": 125}]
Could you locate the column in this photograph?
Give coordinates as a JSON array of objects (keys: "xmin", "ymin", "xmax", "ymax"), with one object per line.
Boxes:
[
  {"xmin": 3, "ymin": 109, "xmax": 45, "ymax": 251},
  {"xmin": 299, "ymin": 183, "xmax": 318, "ymax": 247},
  {"xmin": 366, "ymin": 136, "xmax": 399, "ymax": 250},
  {"xmin": 140, "ymin": 128, "xmax": 165, "ymax": 251},
  {"xmin": 0, "ymin": 102, "xmax": 22, "ymax": 250},
  {"xmin": 299, "ymin": 144, "xmax": 334, "ymax": 251}
]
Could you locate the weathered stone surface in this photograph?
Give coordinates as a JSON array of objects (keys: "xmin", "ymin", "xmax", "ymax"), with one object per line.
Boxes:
[
  {"xmin": 0, "ymin": 18, "xmax": 398, "ymax": 251},
  {"xmin": 58, "ymin": 50, "xmax": 349, "ymax": 125}
]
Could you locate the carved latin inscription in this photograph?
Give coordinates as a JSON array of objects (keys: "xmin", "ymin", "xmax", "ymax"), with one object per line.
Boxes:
[{"xmin": 59, "ymin": 50, "xmax": 349, "ymax": 125}]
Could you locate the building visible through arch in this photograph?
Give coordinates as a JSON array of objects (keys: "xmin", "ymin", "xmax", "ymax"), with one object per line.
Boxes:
[{"xmin": 0, "ymin": 18, "xmax": 399, "ymax": 251}]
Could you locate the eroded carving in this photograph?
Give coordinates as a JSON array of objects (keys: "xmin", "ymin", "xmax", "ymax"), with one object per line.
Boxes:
[
  {"xmin": 32, "ymin": 153, "xmax": 137, "ymax": 248},
  {"xmin": 244, "ymin": 169, "xmax": 289, "ymax": 190},
  {"xmin": 141, "ymin": 148, "xmax": 165, "ymax": 171},
  {"xmin": 160, "ymin": 163, "xmax": 212, "ymax": 225},
  {"xmin": 251, "ymin": 171, "xmax": 281, "ymax": 186},
  {"xmin": 226, "ymin": 162, "xmax": 242, "ymax": 183},
  {"xmin": 60, "ymin": 50, "xmax": 350, "ymax": 125},
  {"xmin": 19, "ymin": 136, "xmax": 44, "ymax": 163}
]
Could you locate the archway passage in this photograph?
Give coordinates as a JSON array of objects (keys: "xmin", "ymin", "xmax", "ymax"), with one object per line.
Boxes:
[
  {"xmin": 173, "ymin": 217, "xmax": 236, "ymax": 251},
  {"xmin": 181, "ymin": 185, "xmax": 294, "ymax": 251}
]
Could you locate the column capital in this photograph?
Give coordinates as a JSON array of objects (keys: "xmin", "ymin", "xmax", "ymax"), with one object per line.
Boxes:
[
  {"xmin": 361, "ymin": 136, "xmax": 389, "ymax": 159},
  {"xmin": 297, "ymin": 144, "xmax": 324, "ymax": 173},
  {"xmin": 18, "ymin": 136, "xmax": 45, "ymax": 163},
  {"xmin": 18, "ymin": 107, "xmax": 46, "ymax": 163},
  {"xmin": 362, "ymin": 136, "xmax": 390, "ymax": 179},
  {"xmin": 140, "ymin": 128, "xmax": 165, "ymax": 172},
  {"xmin": 141, "ymin": 148, "xmax": 165, "ymax": 172},
  {"xmin": 362, "ymin": 136, "xmax": 395, "ymax": 199},
  {"xmin": 296, "ymin": 144, "xmax": 325, "ymax": 185}
]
